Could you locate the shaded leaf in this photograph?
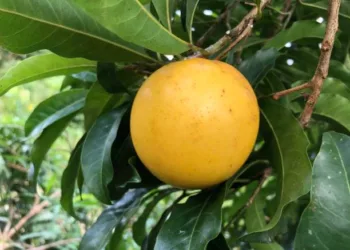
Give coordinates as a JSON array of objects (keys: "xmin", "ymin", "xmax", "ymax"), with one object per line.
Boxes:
[
  {"xmin": 30, "ymin": 114, "xmax": 75, "ymax": 184},
  {"xmin": 152, "ymin": 0, "xmax": 175, "ymax": 31},
  {"xmin": 245, "ymin": 193, "xmax": 283, "ymax": 250},
  {"xmin": 81, "ymin": 106, "xmax": 128, "ymax": 204},
  {"xmin": 25, "ymin": 89, "xmax": 87, "ymax": 137},
  {"xmin": 74, "ymin": 0, "xmax": 190, "ymax": 54},
  {"xmin": 264, "ymin": 21, "xmax": 326, "ymax": 50},
  {"xmin": 295, "ymin": 132, "xmax": 350, "ymax": 250},
  {"xmin": 97, "ymin": 63, "xmax": 125, "ymax": 94},
  {"xmin": 80, "ymin": 189, "xmax": 147, "ymax": 250},
  {"xmin": 238, "ymin": 48, "xmax": 279, "ymax": 87},
  {"xmin": 185, "ymin": 0, "xmax": 200, "ymax": 43},
  {"xmin": 112, "ymin": 136, "xmax": 141, "ymax": 188},
  {"xmin": 0, "ymin": 0, "xmax": 155, "ymax": 62},
  {"xmin": 207, "ymin": 234, "xmax": 230, "ymax": 250},
  {"xmin": 0, "ymin": 54, "xmax": 95, "ymax": 96},
  {"xmin": 61, "ymin": 136, "xmax": 85, "ymax": 219}
]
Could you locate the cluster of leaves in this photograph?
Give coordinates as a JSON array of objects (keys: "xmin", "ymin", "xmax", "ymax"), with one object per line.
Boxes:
[{"xmin": 0, "ymin": 0, "xmax": 349, "ymax": 249}]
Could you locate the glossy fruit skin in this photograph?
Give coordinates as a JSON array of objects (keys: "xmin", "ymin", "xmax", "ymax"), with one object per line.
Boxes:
[{"xmin": 130, "ymin": 58, "xmax": 259, "ymax": 189}]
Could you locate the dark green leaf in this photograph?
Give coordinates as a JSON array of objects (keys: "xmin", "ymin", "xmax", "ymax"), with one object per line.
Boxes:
[
  {"xmin": 242, "ymin": 100, "xmax": 312, "ymax": 242},
  {"xmin": 155, "ymin": 187, "xmax": 226, "ymax": 250},
  {"xmin": 0, "ymin": 0, "xmax": 155, "ymax": 62},
  {"xmin": 295, "ymin": 132, "xmax": 350, "ymax": 250},
  {"xmin": 79, "ymin": 189, "xmax": 147, "ymax": 250},
  {"xmin": 81, "ymin": 106, "xmax": 128, "ymax": 204},
  {"xmin": 97, "ymin": 63, "xmax": 125, "ymax": 94},
  {"xmin": 25, "ymin": 89, "xmax": 87, "ymax": 137},
  {"xmin": 238, "ymin": 48, "xmax": 279, "ymax": 87},
  {"xmin": 73, "ymin": 0, "xmax": 190, "ymax": 54},
  {"xmin": 0, "ymin": 54, "xmax": 95, "ymax": 96},
  {"xmin": 132, "ymin": 189, "xmax": 175, "ymax": 245},
  {"xmin": 30, "ymin": 114, "xmax": 75, "ymax": 185},
  {"xmin": 112, "ymin": 136, "xmax": 141, "ymax": 188},
  {"xmin": 264, "ymin": 21, "xmax": 326, "ymax": 50}
]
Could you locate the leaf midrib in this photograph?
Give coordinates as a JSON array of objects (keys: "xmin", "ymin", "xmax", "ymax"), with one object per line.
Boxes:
[{"xmin": 0, "ymin": 7, "xmax": 156, "ymax": 62}]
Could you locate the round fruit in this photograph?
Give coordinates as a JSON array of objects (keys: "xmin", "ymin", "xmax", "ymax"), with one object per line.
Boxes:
[{"xmin": 130, "ymin": 58, "xmax": 259, "ymax": 189}]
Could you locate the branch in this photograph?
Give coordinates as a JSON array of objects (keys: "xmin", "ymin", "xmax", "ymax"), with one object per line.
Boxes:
[
  {"xmin": 7, "ymin": 191, "xmax": 60, "ymax": 239},
  {"xmin": 190, "ymin": 0, "xmax": 271, "ymax": 58},
  {"xmin": 196, "ymin": 1, "xmax": 239, "ymax": 47},
  {"xmin": 27, "ymin": 238, "xmax": 80, "ymax": 250},
  {"xmin": 299, "ymin": 0, "xmax": 340, "ymax": 127},
  {"xmin": 7, "ymin": 163, "xmax": 28, "ymax": 173},
  {"xmin": 271, "ymin": 0, "xmax": 340, "ymax": 127}
]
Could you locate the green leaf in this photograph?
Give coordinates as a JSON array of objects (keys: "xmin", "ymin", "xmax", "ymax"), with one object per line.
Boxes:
[
  {"xmin": 61, "ymin": 136, "xmax": 85, "ymax": 219},
  {"xmin": 25, "ymin": 89, "xmax": 87, "ymax": 137},
  {"xmin": 321, "ymin": 78, "xmax": 350, "ymax": 100},
  {"xmin": 264, "ymin": 21, "xmax": 326, "ymax": 50},
  {"xmin": 242, "ymin": 100, "xmax": 312, "ymax": 242},
  {"xmin": 0, "ymin": 54, "xmax": 94, "ymax": 96},
  {"xmin": 152, "ymin": 0, "xmax": 175, "ymax": 31},
  {"xmin": 30, "ymin": 114, "xmax": 75, "ymax": 185},
  {"xmin": 81, "ymin": 106, "xmax": 128, "ymax": 204},
  {"xmin": 185, "ymin": 0, "xmax": 200, "ymax": 43},
  {"xmin": 245, "ymin": 193, "xmax": 283, "ymax": 250},
  {"xmin": 73, "ymin": 0, "xmax": 190, "ymax": 54},
  {"xmin": 313, "ymin": 94, "xmax": 350, "ymax": 132},
  {"xmin": 84, "ymin": 83, "xmax": 129, "ymax": 130},
  {"xmin": 0, "ymin": 0, "xmax": 155, "ymax": 62},
  {"xmin": 80, "ymin": 189, "xmax": 147, "ymax": 250},
  {"xmin": 294, "ymin": 132, "xmax": 350, "ymax": 250},
  {"xmin": 155, "ymin": 187, "xmax": 226, "ymax": 250},
  {"xmin": 132, "ymin": 189, "xmax": 175, "ymax": 245},
  {"xmin": 238, "ymin": 48, "xmax": 279, "ymax": 87}
]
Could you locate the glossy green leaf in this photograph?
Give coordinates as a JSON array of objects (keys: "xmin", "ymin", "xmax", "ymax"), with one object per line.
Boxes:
[
  {"xmin": 73, "ymin": 0, "xmax": 190, "ymax": 54},
  {"xmin": 79, "ymin": 189, "xmax": 147, "ymax": 250},
  {"xmin": 321, "ymin": 78, "xmax": 350, "ymax": 100},
  {"xmin": 238, "ymin": 48, "xmax": 279, "ymax": 87},
  {"xmin": 0, "ymin": 54, "xmax": 94, "ymax": 96},
  {"xmin": 242, "ymin": 100, "xmax": 312, "ymax": 242},
  {"xmin": 30, "ymin": 114, "xmax": 74, "ymax": 185},
  {"xmin": 0, "ymin": 0, "xmax": 155, "ymax": 62},
  {"xmin": 295, "ymin": 132, "xmax": 350, "ymax": 250},
  {"xmin": 84, "ymin": 83, "xmax": 129, "ymax": 130},
  {"xmin": 61, "ymin": 137, "xmax": 84, "ymax": 219},
  {"xmin": 152, "ymin": 0, "xmax": 175, "ymax": 31},
  {"xmin": 25, "ymin": 89, "xmax": 87, "ymax": 137},
  {"xmin": 155, "ymin": 187, "xmax": 225, "ymax": 250},
  {"xmin": 186, "ymin": 0, "xmax": 200, "ymax": 43},
  {"xmin": 313, "ymin": 94, "xmax": 350, "ymax": 132},
  {"xmin": 81, "ymin": 106, "xmax": 128, "ymax": 204},
  {"xmin": 132, "ymin": 189, "xmax": 175, "ymax": 245},
  {"xmin": 245, "ymin": 194, "xmax": 283, "ymax": 250},
  {"xmin": 264, "ymin": 21, "xmax": 326, "ymax": 50}
]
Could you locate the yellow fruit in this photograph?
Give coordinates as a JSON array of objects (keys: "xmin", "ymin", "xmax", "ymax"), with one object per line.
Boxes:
[{"xmin": 130, "ymin": 58, "xmax": 259, "ymax": 189}]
